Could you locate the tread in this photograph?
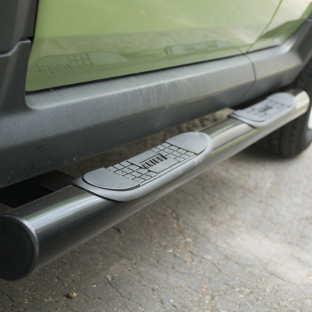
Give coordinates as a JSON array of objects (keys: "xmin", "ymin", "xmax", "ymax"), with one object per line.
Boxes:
[{"xmin": 256, "ymin": 59, "xmax": 312, "ymax": 157}]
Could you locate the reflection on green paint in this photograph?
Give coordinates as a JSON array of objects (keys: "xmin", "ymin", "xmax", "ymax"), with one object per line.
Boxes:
[
  {"xmin": 26, "ymin": 37, "xmax": 245, "ymax": 91},
  {"xmin": 26, "ymin": 0, "xmax": 312, "ymax": 91}
]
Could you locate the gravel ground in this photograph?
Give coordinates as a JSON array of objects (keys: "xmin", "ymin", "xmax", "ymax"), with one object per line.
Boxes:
[{"xmin": 1, "ymin": 110, "xmax": 312, "ymax": 312}]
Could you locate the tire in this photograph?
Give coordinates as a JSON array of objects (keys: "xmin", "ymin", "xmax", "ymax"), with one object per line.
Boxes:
[{"xmin": 256, "ymin": 60, "xmax": 312, "ymax": 157}]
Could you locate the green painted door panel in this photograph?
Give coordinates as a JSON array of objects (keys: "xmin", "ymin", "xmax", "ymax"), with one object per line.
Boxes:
[
  {"xmin": 250, "ymin": 0, "xmax": 312, "ymax": 51},
  {"xmin": 26, "ymin": 0, "xmax": 312, "ymax": 91}
]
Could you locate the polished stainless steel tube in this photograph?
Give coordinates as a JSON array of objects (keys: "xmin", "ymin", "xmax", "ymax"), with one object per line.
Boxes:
[{"xmin": 0, "ymin": 89, "xmax": 309, "ymax": 280}]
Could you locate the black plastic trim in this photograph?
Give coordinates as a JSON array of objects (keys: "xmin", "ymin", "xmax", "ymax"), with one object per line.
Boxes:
[
  {"xmin": 0, "ymin": 0, "xmax": 37, "ymax": 53},
  {"xmin": 1, "ymin": 20, "xmax": 312, "ymax": 188},
  {"xmin": 243, "ymin": 20, "xmax": 312, "ymax": 101},
  {"xmin": 0, "ymin": 54, "xmax": 254, "ymax": 187},
  {"xmin": 0, "ymin": 40, "xmax": 31, "ymax": 115}
]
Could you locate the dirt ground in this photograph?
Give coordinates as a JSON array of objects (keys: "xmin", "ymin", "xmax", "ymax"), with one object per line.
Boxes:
[{"xmin": 1, "ymin": 110, "xmax": 312, "ymax": 312}]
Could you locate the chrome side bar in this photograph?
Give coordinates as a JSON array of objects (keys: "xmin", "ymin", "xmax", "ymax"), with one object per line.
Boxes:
[{"xmin": 0, "ymin": 89, "xmax": 309, "ymax": 280}]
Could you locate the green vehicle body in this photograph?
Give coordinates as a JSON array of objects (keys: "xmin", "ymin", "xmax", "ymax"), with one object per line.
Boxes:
[{"xmin": 26, "ymin": 0, "xmax": 312, "ymax": 92}]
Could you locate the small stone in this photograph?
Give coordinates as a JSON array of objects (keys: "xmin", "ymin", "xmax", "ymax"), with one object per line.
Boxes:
[{"xmin": 67, "ymin": 292, "xmax": 77, "ymax": 299}]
